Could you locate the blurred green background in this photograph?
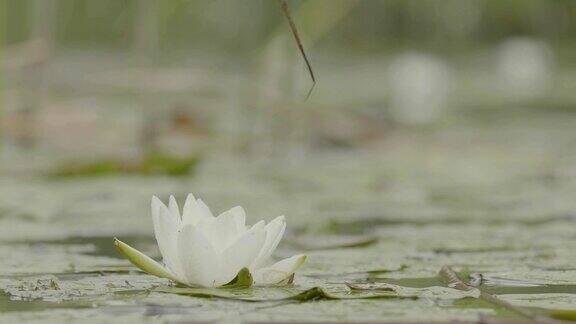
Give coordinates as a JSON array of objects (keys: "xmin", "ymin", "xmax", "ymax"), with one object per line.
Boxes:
[{"xmin": 2, "ymin": 0, "xmax": 576, "ymax": 172}]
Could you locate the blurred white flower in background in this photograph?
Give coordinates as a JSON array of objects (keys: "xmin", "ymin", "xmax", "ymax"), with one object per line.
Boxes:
[
  {"xmin": 387, "ymin": 52, "xmax": 453, "ymax": 125},
  {"xmin": 497, "ymin": 37, "xmax": 554, "ymax": 100},
  {"xmin": 115, "ymin": 194, "xmax": 306, "ymax": 287}
]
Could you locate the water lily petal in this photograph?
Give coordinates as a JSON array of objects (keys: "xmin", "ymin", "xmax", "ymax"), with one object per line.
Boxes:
[
  {"xmin": 252, "ymin": 216, "xmax": 286, "ymax": 270},
  {"xmin": 196, "ymin": 199, "xmax": 214, "ymax": 218},
  {"xmin": 168, "ymin": 195, "xmax": 181, "ymax": 219},
  {"xmin": 181, "ymin": 194, "xmax": 197, "ymax": 223},
  {"xmin": 208, "ymin": 208, "xmax": 243, "ymax": 251},
  {"xmin": 145, "ymin": 194, "xmax": 304, "ymax": 288},
  {"xmin": 114, "ymin": 238, "xmax": 181, "ymax": 283},
  {"xmin": 152, "ymin": 195, "xmax": 178, "ymax": 223},
  {"xmin": 178, "ymin": 224, "xmax": 221, "ymax": 287},
  {"xmin": 253, "ymin": 254, "xmax": 307, "ymax": 286},
  {"xmin": 218, "ymin": 226, "xmax": 266, "ymax": 286},
  {"xmin": 182, "ymin": 194, "xmax": 214, "ymax": 226},
  {"xmin": 151, "ymin": 196, "xmax": 184, "ymax": 278},
  {"xmin": 229, "ymin": 206, "xmax": 247, "ymax": 234},
  {"xmin": 251, "ymin": 220, "xmax": 265, "ymax": 231}
]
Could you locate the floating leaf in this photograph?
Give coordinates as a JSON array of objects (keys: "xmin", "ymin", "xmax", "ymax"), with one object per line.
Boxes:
[
  {"xmin": 308, "ymin": 265, "xmax": 408, "ymax": 281},
  {"xmin": 371, "ymin": 276, "xmax": 446, "ymax": 288},
  {"xmin": 154, "ymin": 286, "xmax": 296, "ymax": 302},
  {"xmin": 432, "ymin": 246, "xmax": 513, "ymax": 254},
  {"xmin": 546, "ymin": 309, "xmax": 576, "ymax": 321},
  {"xmin": 49, "ymin": 153, "xmax": 199, "ymax": 177},
  {"xmin": 289, "ymin": 234, "xmax": 378, "ymax": 250},
  {"xmin": 346, "ymin": 281, "xmax": 479, "ymax": 300},
  {"xmin": 468, "ymin": 273, "xmax": 544, "ymax": 287},
  {"xmin": 346, "ymin": 282, "xmax": 395, "ymax": 292},
  {"xmin": 374, "ymin": 271, "xmax": 576, "ymax": 296},
  {"xmin": 367, "ymin": 265, "xmax": 408, "ymax": 275},
  {"xmin": 154, "ymin": 285, "xmax": 416, "ymax": 302}
]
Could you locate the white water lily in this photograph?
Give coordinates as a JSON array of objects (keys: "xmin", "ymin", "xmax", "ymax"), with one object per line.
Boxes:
[{"xmin": 114, "ymin": 194, "xmax": 306, "ymax": 287}]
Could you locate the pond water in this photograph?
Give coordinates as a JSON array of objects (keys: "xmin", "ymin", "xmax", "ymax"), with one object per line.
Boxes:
[{"xmin": 2, "ymin": 111, "xmax": 576, "ymax": 322}]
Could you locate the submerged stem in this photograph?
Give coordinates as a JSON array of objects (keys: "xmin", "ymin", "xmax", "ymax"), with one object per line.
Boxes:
[{"xmin": 439, "ymin": 266, "xmax": 548, "ymax": 322}]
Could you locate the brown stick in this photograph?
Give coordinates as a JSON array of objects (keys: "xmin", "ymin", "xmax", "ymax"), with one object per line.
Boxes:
[
  {"xmin": 279, "ymin": 0, "xmax": 316, "ymax": 99},
  {"xmin": 439, "ymin": 266, "xmax": 553, "ymax": 322}
]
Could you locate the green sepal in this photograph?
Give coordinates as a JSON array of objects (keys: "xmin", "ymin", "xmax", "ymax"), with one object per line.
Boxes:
[
  {"xmin": 113, "ymin": 238, "xmax": 181, "ymax": 284},
  {"xmin": 223, "ymin": 267, "xmax": 253, "ymax": 289}
]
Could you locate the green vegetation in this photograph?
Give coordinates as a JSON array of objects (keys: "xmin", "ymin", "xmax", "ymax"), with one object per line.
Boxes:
[{"xmin": 49, "ymin": 153, "xmax": 199, "ymax": 178}]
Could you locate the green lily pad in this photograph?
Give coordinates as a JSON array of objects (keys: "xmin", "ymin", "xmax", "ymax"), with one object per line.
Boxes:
[
  {"xmin": 154, "ymin": 284, "xmax": 416, "ymax": 302},
  {"xmin": 545, "ymin": 309, "xmax": 576, "ymax": 321},
  {"xmin": 48, "ymin": 153, "xmax": 199, "ymax": 178},
  {"xmin": 289, "ymin": 234, "xmax": 378, "ymax": 250}
]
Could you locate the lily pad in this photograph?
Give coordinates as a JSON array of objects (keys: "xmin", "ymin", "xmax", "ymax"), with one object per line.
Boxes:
[
  {"xmin": 346, "ymin": 282, "xmax": 480, "ymax": 300},
  {"xmin": 288, "ymin": 234, "xmax": 378, "ymax": 250},
  {"xmin": 48, "ymin": 153, "xmax": 199, "ymax": 178},
  {"xmin": 546, "ymin": 309, "xmax": 576, "ymax": 321},
  {"xmin": 154, "ymin": 284, "xmax": 416, "ymax": 302}
]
